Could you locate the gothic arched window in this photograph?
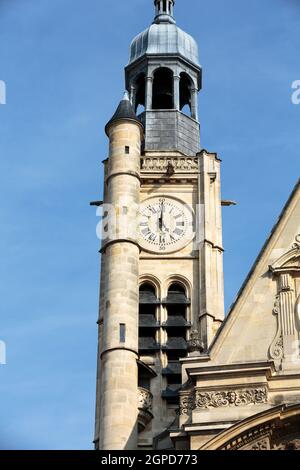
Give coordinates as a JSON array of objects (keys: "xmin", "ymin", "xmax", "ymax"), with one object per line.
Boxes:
[{"xmin": 152, "ymin": 68, "xmax": 174, "ymax": 110}]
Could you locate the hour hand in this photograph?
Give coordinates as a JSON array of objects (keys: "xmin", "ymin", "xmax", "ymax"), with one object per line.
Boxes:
[{"xmin": 158, "ymin": 212, "xmax": 163, "ymax": 230}]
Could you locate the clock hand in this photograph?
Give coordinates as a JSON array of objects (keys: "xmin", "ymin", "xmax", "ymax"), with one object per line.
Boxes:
[
  {"xmin": 159, "ymin": 211, "xmax": 163, "ymax": 230},
  {"xmin": 161, "ymin": 201, "xmax": 166, "ymax": 231},
  {"xmin": 158, "ymin": 201, "xmax": 165, "ymax": 231},
  {"xmin": 161, "ymin": 221, "xmax": 169, "ymax": 233}
]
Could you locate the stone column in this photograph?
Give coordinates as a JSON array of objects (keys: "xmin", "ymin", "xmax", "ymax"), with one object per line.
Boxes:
[
  {"xmin": 170, "ymin": 1, "xmax": 174, "ymax": 16},
  {"xmin": 130, "ymin": 85, "xmax": 136, "ymax": 111},
  {"xmin": 191, "ymin": 88, "xmax": 199, "ymax": 121},
  {"xmin": 99, "ymin": 117, "xmax": 143, "ymax": 450},
  {"xmin": 146, "ymin": 76, "xmax": 153, "ymax": 111},
  {"xmin": 173, "ymin": 75, "xmax": 180, "ymax": 111}
]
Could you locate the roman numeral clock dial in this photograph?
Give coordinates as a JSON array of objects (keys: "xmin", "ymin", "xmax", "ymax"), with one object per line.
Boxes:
[{"xmin": 139, "ymin": 197, "xmax": 194, "ymax": 254}]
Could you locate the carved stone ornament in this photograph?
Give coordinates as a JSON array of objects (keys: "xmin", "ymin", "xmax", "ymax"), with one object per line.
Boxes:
[
  {"xmin": 293, "ymin": 234, "xmax": 300, "ymax": 249},
  {"xmin": 179, "ymin": 391, "xmax": 195, "ymax": 415},
  {"xmin": 138, "ymin": 387, "xmax": 153, "ymax": 412},
  {"xmin": 251, "ymin": 438, "xmax": 270, "ymax": 451},
  {"xmin": 141, "ymin": 156, "xmax": 199, "ymax": 173},
  {"xmin": 187, "ymin": 330, "xmax": 204, "ymax": 355},
  {"xmin": 284, "ymin": 439, "xmax": 300, "ymax": 450},
  {"xmin": 138, "ymin": 387, "xmax": 153, "ymax": 432},
  {"xmin": 195, "ymin": 387, "xmax": 268, "ymax": 409},
  {"xmin": 269, "ymin": 295, "xmax": 284, "ymax": 361},
  {"xmin": 272, "ymin": 439, "xmax": 300, "ymax": 451}
]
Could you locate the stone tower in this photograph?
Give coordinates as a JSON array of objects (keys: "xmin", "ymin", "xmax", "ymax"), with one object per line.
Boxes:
[{"xmin": 95, "ymin": 0, "xmax": 225, "ymax": 450}]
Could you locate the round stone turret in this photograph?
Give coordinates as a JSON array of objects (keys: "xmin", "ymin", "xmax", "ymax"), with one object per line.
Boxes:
[{"xmin": 98, "ymin": 93, "xmax": 143, "ymax": 450}]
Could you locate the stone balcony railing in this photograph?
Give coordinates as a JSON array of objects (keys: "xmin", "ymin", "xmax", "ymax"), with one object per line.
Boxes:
[
  {"xmin": 141, "ymin": 156, "xmax": 199, "ymax": 173},
  {"xmin": 138, "ymin": 387, "xmax": 153, "ymax": 433}
]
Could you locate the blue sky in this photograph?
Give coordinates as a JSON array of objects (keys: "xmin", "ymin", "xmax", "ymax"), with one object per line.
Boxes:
[{"xmin": 0, "ymin": 0, "xmax": 299, "ymax": 450}]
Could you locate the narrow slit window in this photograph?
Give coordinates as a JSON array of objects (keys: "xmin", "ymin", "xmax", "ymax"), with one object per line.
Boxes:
[
  {"xmin": 125, "ymin": 146, "xmax": 130, "ymax": 154},
  {"xmin": 120, "ymin": 324, "xmax": 126, "ymax": 343}
]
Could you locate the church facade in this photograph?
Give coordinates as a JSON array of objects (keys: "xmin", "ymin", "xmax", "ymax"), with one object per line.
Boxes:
[{"xmin": 94, "ymin": 0, "xmax": 300, "ymax": 451}]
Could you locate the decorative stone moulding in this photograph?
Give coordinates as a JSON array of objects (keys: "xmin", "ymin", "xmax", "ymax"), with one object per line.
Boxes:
[
  {"xmin": 179, "ymin": 387, "xmax": 268, "ymax": 415},
  {"xmin": 194, "ymin": 387, "xmax": 268, "ymax": 409},
  {"xmin": 221, "ymin": 425, "xmax": 274, "ymax": 451},
  {"xmin": 222, "ymin": 430, "xmax": 300, "ymax": 451}
]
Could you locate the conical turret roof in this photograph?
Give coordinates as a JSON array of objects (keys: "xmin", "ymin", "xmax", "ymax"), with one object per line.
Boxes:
[{"xmin": 105, "ymin": 92, "xmax": 143, "ymax": 135}]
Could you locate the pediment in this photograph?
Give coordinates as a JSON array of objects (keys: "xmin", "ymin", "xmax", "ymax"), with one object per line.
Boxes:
[{"xmin": 270, "ymin": 239, "xmax": 300, "ymax": 274}]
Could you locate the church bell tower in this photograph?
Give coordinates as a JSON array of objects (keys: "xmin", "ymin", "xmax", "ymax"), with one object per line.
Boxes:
[
  {"xmin": 94, "ymin": 0, "xmax": 225, "ymax": 450},
  {"xmin": 126, "ymin": 0, "xmax": 201, "ymax": 156}
]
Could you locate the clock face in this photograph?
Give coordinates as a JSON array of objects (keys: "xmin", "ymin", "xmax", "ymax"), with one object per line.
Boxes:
[{"xmin": 139, "ymin": 197, "xmax": 194, "ymax": 254}]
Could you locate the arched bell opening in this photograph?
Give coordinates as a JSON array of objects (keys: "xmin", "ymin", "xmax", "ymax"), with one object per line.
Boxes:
[
  {"xmin": 152, "ymin": 68, "xmax": 174, "ymax": 110},
  {"xmin": 179, "ymin": 72, "xmax": 198, "ymax": 120},
  {"xmin": 139, "ymin": 282, "xmax": 160, "ymax": 356},
  {"xmin": 133, "ymin": 73, "xmax": 146, "ymax": 114},
  {"xmin": 162, "ymin": 282, "xmax": 191, "ymax": 403},
  {"xmin": 180, "ymin": 72, "xmax": 192, "ymax": 117}
]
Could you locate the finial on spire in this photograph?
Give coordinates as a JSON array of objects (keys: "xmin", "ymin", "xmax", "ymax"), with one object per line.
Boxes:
[
  {"xmin": 153, "ymin": 0, "xmax": 176, "ymax": 24},
  {"xmin": 122, "ymin": 90, "xmax": 130, "ymax": 102}
]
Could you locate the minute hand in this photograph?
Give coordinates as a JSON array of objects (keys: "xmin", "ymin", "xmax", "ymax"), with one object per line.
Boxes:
[{"xmin": 160, "ymin": 202, "xmax": 169, "ymax": 233}]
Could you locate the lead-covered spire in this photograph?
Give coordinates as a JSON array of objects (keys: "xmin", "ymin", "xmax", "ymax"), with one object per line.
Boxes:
[{"xmin": 153, "ymin": 0, "xmax": 176, "ymax": 24}]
